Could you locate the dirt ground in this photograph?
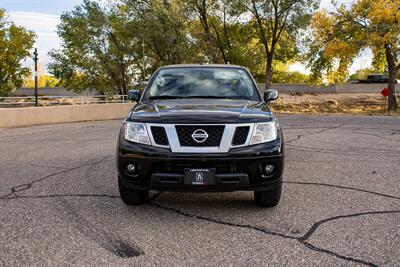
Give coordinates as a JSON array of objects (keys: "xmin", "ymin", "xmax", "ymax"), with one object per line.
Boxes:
[{"xmin": 270, "ymin": 93, "xmax": 399, "ymax": 115}]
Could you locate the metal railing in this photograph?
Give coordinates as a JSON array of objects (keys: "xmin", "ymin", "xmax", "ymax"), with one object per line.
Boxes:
[{"xmin": 0, "ymin": 95, "xmax": 130, "ymax": 107}]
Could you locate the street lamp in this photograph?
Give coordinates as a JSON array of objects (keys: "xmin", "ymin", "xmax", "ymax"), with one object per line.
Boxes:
[{"xmin": 33, "ymin": 48, "xmax": 39, "ymax": 107}]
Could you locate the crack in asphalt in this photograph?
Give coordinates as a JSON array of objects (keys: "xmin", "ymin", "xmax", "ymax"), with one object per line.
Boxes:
[
  {"xmin": 26, "ymin": 162, "xmax": 71, "ymax": 170},
  {"xmin": 0, "ymin": 155, "xmax": 114, "ymax": 200},
  {"xmin": 357, "ymin": 132, "xmax": 400, "ymax": 142},
  {"xmin": 300, "ymin": 241, "xmax": 376, "ymax": 266},
  {"xmin": 2, "ymin": 181, "xmax": 399, "ymax": 266},
  {"xmin": 299, "ymin": 210, "xmax": 400, "ymax": 241},
  {"xmin": 285, "ymin": 125, "xmax": 399, "ymax": 133},
  {"xmin": 284, "ymin": 181, "xmax": 400, "ymax": 201},
  {"xmin": 149, "ymin": 196, "xmax": 398, "ymax": 267},
  {"xmin": 338, "ymin": 128, "xmax": 400, "ymax": 142},
  {"xmin": 284, "ymin": 125, "xmax": 400, "ymax": 156},
  {"xmin": 284, "ymin": 125, "xmax": 400, "ymax": 147},
  {"xmin": 285, "ymin": 125, "xmax": 342, "ymax": 145},
  {"xmin": 286, "ymin": 144, "xmax": 400, "ymax": 156},
  {"xmin": 305, "ymin": 136, "xmax": 400, "ymax": 152},
  {"xmin": 284, "ymin": 135, "xmax": 303, "ymax": 144},
  {"xmin": 144, "ymin": 183, "xmax": 400, "ymax": 267}
]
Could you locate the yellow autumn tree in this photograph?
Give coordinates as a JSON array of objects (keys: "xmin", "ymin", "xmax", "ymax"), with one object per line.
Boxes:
[
  {"xmin": 307, "ymin": 0, "xmax": 400, "ymax": 110},
  {"xmin": 23, "ymin": 75, "xmax": 59, "ymax": 88}
]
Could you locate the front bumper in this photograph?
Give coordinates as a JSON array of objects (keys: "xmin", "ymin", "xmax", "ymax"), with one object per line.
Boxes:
[{"xmin": 117, "ymin": 131, "xmax": 284, "ymax": 192}]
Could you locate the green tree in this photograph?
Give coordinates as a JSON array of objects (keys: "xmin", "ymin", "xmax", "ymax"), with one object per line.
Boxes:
[
  {"xmin": 0, "ymin": 9, "xmax": 36, "ymax": 96},
  {"xmin": 182, "ymin": 0, "xmax": 248, "ymax": 64},
  {"xmin": 239, "ymin": 0, "xmax": 318, "ymax": 89},
  {"xmin": 122, "ymin": 0, "xmax": 199, "ymax": 75},
  {"xmin": 308, "ymin": 0, "xmax": 400, "ymax": 110},
  {"xmin": 48, "ymin": 0, "xmax": 140, "ymax": 95},
  {"xmin": 182, "ymin": 0, "xmax": 221, "ymax": 63}
]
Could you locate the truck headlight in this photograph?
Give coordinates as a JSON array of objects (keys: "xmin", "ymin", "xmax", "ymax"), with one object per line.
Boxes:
[
  {"xmin": 250, "ymin": 121, "xmax": 278, "ymax": 145},
  {"xmin": 124, "ymin": 122, "xmax": 151, "ymax": 145}
]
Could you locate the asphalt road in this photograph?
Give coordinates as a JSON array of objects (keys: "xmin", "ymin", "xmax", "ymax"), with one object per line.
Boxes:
[{"xmin": 1, "ymin": 115, "xmax": 399, "ymax": 267}]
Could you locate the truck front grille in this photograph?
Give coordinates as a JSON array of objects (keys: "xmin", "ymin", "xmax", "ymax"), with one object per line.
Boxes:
[
  {"xmin": 151, "ymin": 126, "xmax": 169, "ymax": 146},
  {"xmin": 175, "ymin": 125, "xmax": 225, "ymax": 147},
  {"xmin": 232, "ymin": 126, "xmax": 250, "ymax": 146}
]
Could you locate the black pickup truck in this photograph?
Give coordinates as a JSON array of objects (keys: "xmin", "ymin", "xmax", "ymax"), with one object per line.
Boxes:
[{"xmin": 117, "ymin": 64, "xmax": 284, "ymax": 207}]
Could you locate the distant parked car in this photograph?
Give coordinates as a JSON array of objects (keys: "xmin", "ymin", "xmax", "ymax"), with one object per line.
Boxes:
[{"xmin": 351, "ymin": 74, "xmax": 399, "ymax": 84}]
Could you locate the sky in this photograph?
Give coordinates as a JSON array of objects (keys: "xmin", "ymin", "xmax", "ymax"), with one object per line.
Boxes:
[
  {"xmin": 0, "ymin": 0, "xmax": 84, "ymax": 73},
  {"xmin": 0, "ymin": 0, "xmax": 371, "ymax": 75}
]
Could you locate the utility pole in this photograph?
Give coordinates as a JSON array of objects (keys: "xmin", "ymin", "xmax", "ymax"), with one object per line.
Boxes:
[{"xmin": 33, "ymin": 48, "xmax": 39, "ymax": 107}]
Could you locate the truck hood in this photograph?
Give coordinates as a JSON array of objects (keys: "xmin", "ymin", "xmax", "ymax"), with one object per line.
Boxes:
[{"xmin": 128, "ymin": 99, "xmax": 273, "ymax": 123}]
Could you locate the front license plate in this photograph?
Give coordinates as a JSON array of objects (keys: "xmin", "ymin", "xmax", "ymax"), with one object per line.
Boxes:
[{"xmin": 184, "ymin": 168, "xmax": 216, "ymax": 185}]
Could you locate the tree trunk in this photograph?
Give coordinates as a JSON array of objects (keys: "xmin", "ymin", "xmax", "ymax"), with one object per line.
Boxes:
[
  {"xmin": 211, "ymin": 24, "xmax": 228, "ymax": 64},
  {"xmin": 197, "ymin": 0, "xmax": 218, "ymax": 63},
  {"xmin": 387, "ymin": 69, "xmax": 398, "ymax": 111},
  {"xmin": 385, "ymin": 46, "xmax": 398, "ymax": 111},
  {"xmin": 265, "ymin": 53, "xmax": 273, "ymax": 90}
]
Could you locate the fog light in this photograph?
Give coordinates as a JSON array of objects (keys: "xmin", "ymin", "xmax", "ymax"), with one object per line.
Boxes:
[
  {"xmin": 126, "ymin": 163, "xmax": 136, "ymax": 174},
  {"xmin": 264, "ymin": 164, "xmax": 275, "ymax": 175}
]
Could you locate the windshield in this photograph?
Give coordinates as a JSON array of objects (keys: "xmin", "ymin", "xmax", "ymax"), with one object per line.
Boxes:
[{"xmin": 144, "ymin": 67, "xmax": 261, "ymax": 101}]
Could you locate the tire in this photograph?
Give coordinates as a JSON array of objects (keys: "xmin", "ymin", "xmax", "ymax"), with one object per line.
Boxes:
[
  {"xmin": 254, "ymin": 186, "xmax": 282, "ymax": 207},
  {"xmin": 118, "ymin": 177, "xmax": 149, "ymax": 205}
]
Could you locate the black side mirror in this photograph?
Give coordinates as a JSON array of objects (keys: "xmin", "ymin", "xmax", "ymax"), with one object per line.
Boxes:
[
  {"xmin": 264, "ymin": 89, "xmax": 279, "ymax": 102},
  {"xmin": 128, "ymin": 90, "xmax": 141, "ymax": 102}
]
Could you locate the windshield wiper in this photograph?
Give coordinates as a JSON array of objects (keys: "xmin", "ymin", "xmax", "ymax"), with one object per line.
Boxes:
[{"xmin": 148, "ymin": 95, "xmax": 185, "ymax": 100}]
